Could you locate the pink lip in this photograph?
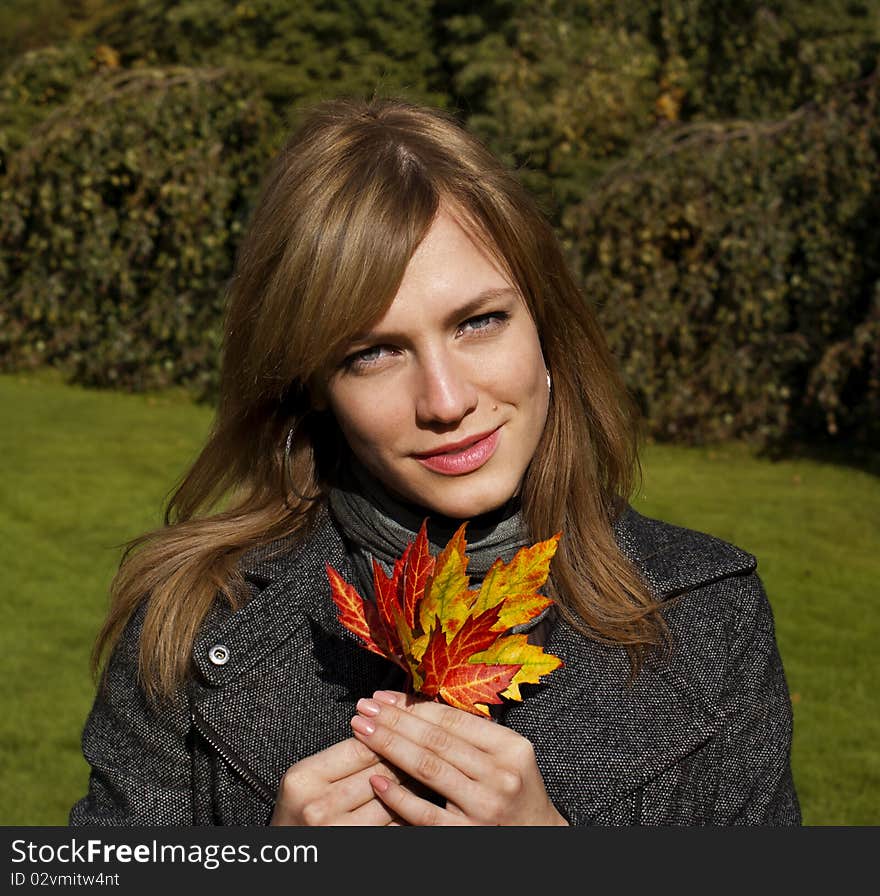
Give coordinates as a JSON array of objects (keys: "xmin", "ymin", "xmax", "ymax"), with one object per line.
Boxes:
[{"xmin": 414, "ymin": 428, "xmax": 501, "ymax": 475}]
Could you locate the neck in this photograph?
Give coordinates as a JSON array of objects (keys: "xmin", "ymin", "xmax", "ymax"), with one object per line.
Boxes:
[{"xmin": 346, "ymin": 455, "xmax": 522, "ymax": 545}]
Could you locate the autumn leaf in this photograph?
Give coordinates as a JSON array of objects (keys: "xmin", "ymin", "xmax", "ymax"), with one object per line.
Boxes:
[
  {"xmin": 326, "ymin": 564, "xmax": 390, "ymax": 660},
  {"xmin": 471, "ymin": 634, "xmax": 563, "ymax": 701},
  {"xmin": 418, "ymin": 604, "xmax": 520, "ymax": 717},
  {"xmin": 418, "ymin": 522, "xmax": 473, "ymax": 637},
  {"xmin": 402, "ymin": 520, "xmax": 434, "ymax": 630},
  {"xmin": 470, "ymin": 533, "xmax": 561, "ymax": 630},
  {"xmin": 372, "ymin": 553, "xmax": 406, "ymax": 656},
  {"xmin": 327, "ymin": 520, "xmax": 564, "ymax": 715}
]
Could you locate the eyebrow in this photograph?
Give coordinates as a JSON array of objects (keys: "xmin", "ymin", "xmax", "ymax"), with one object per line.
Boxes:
[
  {"xmin": 448, "ymin": 287, "xmax": 520, "ymax": 324},
  {"xmin": 350, "ymin": 286, "xmax": 520, "ymax": 344}
]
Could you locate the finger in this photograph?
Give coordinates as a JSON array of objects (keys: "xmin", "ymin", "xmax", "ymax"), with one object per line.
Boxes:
[
  {"xmin": 327, "ymin": 764, "xmax": 415, "ymax": 826},
  {"xmin": 333, "ymin": 757, "xmax": 402, "ymax": 801},
  {"xmin": 370, "ymin": 775, "xmax": 469, "ymax": 827},
  {"xmin": 373, "ymin": 691, "xmax": 519, "ymax": 754},
  {"xmin": 300, "ymin": 735, "xmax": 385, "ymax": 784},
  {"xmin": 330, "ymin": 793, "xmax": 399, "ymax": 827},
  {"xmin": 289, "ymin": 759, "xmax": 405, "ymax": 825},
  {"xmin": 351, "ymin": 711, "xmax": 476, "ymax": 807},
  {"xmin": 355, "ymin": 697, "xmax": 495, "ymax": 781}
]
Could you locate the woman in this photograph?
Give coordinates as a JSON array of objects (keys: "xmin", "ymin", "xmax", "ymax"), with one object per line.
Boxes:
[{"xmin": 70, "ymin": 97, "xmax": 800, "ymax": 826}]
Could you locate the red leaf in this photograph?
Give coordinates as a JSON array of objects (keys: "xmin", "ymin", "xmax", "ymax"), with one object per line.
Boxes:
[
  {"xmin": 326, "ymin": 563, "xmax": 388, "ymax": 658},
  {"xmin": 418, "ymin": 604, "xmax": 522, "ymax": 716},
  {"xmin": 402, "ymin": 519, "xmax": 434, "ymax": 630},
  {"xmin": 434, "ymin": 663, "xmax": 519, "ymax": 717},
  {"xmin": 372, "ymin": 554, "xmax": 405, "ymax": 657}
]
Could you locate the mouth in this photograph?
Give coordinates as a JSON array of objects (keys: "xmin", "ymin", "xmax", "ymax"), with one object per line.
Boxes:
[{"xmin": 413, "ymin": 427, "xmax": 502, "ymax": 476}]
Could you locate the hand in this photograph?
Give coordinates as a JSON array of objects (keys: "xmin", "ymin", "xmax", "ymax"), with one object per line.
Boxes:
[
  {"xmin": 349, "ymin": 690, "xmax": 569, "ymax": 826},
  {"xmin": 269, "ymin": 735, "xmax": 408, "ymax": 826}
]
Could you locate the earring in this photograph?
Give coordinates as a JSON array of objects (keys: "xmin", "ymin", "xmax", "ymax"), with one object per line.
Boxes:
[
  {"xmin": 283, "ymin": 420, "xmax": 322, "ymax": 506},
  {"xmin": 546, "ymin": 370, "xmax": 552, "ymax": 394}
]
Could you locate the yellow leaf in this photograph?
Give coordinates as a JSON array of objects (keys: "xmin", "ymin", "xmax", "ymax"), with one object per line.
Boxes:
[
  {"xmin": 394, "ymin": 606, "xmax": 430, "ymax": 684},
  {"xmin": 471, "ymin": 533, "xmax": 561, "ymax": 630},
  {"xmin": 419, "ymin": 522, "xmax": 474, "ymax": 635},
  {"xmin": 472, "ymin": 634, "xmax": 563, "ymax": 701}
]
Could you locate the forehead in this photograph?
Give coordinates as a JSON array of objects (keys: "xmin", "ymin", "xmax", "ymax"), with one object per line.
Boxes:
[{"xmin": 376, "ymin": 209, "xmax": 517, "ymax": 318}]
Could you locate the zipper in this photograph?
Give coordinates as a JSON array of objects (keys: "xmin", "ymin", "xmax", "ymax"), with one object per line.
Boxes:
[{"xmin": 191, "ymin": 706, "xmax": 277, "ymax": 805}]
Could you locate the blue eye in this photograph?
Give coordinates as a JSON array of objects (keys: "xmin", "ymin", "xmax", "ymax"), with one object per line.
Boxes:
[
  {"xmin": 343, "ymin": 344, "xmax": 393, "ymax": 372},
  {"xmin": 459, "ymin": 311, "xmax": 509, "ymax": 334}
]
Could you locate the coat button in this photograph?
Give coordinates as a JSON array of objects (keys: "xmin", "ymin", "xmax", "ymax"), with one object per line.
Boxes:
[{"xmin": 208, "ymin": 644, "xmax": 230, "ymax": 666}]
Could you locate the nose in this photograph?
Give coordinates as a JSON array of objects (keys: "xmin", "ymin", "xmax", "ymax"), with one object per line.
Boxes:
[{"xmin": 413, "ymin": 350, "xmax": 478, "ymax": 426}]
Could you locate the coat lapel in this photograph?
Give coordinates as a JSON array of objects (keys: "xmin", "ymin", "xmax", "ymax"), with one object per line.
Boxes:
[
  {"xmin": 191, "ymin": 506, "xmax": 353, "ymax": 689},
  {"xmin": 503, "ymin": 506, "xmax": 755, "ymax": 822}
]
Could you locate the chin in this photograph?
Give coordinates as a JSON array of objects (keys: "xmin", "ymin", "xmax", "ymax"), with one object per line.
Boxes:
[{"xmin": 416, "ymin": 479, "xmax": 519, "ymax": 521}]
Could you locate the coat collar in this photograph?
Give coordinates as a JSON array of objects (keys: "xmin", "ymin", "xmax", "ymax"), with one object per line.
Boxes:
[
  {"xmin": 192, "ymin": 506, "xmax": 352, "ymax": 687},
  {"xmin": 613, "ymin": 503, "xmax": 756, "ymax": 595}
]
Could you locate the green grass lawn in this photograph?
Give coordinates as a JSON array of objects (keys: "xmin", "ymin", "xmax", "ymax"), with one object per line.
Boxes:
[{"xmin": 1, "ymin": 371, "xmax": 878, "ymax": 825}]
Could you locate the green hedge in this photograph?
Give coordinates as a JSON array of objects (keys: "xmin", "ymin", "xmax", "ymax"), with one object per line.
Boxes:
[
  {"xmin": 566, "ymin": 77, "xmax": 880, "ymax": 448},
  {"xmin": 0, "ymin": 65, "xmax": 276, "ymax": 397}
]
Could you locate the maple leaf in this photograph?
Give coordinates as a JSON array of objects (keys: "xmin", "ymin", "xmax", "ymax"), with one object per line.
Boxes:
[
  {"xmin": 325, "ymin": 565, "xmax": 389, "ymax": 659},
  {"xmin": 402, "ymin": 520, "xmax": 434, "ymax": 630},
  {"xmin": 327, "ymin": 520, "xmax": 564, "ymax": 715},
  {"xmin": 418, "ymin": 604, "xmax": 521, "ymax": 717},
  {"xmin": 418, "ymin": 522, "xmax": 474, "ymax": 637},
  {"xmin": 470, "ymin": 533, "xmax": 561, "ymax": 631},
  {"xmin": 471, "ymin": 634, "xmax": 563, "ymax": 701}
]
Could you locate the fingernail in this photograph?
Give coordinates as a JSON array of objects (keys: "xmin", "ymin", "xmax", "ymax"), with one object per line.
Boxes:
[
  {"xmin": 370, "ymin": 775, "xmax": 390, "ymax": 793},
  {"xmin": 351, "ymin": 715, "xmax": 375, "ymax": 736},
  {"xmin": 357, "ymin": 698, "xmax": 381, "ymax": 716},
  {"xmin": 373, "ymin": 690, "xmax": 398, "ymax": 705}
]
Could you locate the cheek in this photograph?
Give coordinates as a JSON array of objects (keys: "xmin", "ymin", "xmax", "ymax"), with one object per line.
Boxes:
[
  {"xmin": 327, "ymin": 384, "xmax": 404, "ymax": 456},
  {"xmin": 491, "ymin": 335, "xmax": 546, "ymax": 404},
  {"xmin": 513, "ymin": 341, "xmax": 550, "ymax": 437}
]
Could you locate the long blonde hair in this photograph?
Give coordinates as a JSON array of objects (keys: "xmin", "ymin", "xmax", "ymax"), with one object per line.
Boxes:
[{"xmin": 94, "ymin": 96, "xmax": 668, "ymax": 703}]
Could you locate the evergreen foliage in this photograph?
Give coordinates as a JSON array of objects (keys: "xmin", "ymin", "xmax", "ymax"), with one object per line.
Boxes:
[
  {"xmin": 567, "ymin": 75, "xmax": 880, "ymax": 448},
  {"xmin": 88, "ymin": 0, "xmax": 446, "ymax": 111},
  {"xmin": 1, "ymin": 66, "xmax": 276, "ymax": 396},
  {"xmin": 1, "ymin": 0, "xmax": 878, "ymax": 449}
]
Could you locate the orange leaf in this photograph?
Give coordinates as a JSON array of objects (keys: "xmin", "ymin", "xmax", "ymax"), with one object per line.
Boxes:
[
  {"xmin": 372, "ymin": 555, "xmax": 406, "ymax": 657},
  {"xmin": 438, "ymin": 664, "xmax": 519, "ymax": 717},
  {"xmin": 472, "ymin": 634, "xmax": 564, "ymax": 700},
  {"xmin": 326, "ymin": 563, "xmax": 388, "ymax": 659},
  {"xmin": 402, "ymin": 520, "xmax": 434, "ymax": 630}
]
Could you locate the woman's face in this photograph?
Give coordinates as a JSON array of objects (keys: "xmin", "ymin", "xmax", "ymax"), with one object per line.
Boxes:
[{"xmin": 324, "ymin": 207, "xmax": 550, "ymax": 519}]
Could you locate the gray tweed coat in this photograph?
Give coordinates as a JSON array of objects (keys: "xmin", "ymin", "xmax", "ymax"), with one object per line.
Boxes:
[{"xmin": 69, "ymin": 504, "xmax": 801, "ymax": 826}]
